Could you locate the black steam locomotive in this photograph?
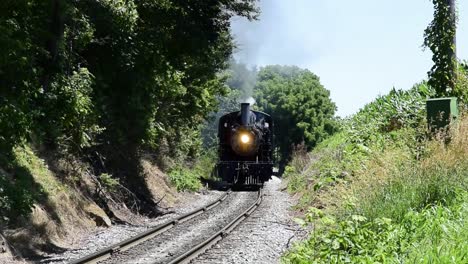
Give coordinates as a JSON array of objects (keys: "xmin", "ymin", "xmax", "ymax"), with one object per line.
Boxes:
[{"xmin": 217, "ymin": 103, "xmax": 274, "ymax": 186}]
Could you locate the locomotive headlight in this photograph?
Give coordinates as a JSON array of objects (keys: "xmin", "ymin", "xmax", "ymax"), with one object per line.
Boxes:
[{"xmin": 240, "ymin": 134, "xmax": 250, "ymax": 144}]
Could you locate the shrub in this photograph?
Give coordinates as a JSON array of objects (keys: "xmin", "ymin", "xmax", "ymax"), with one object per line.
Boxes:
[
  {"xmin": 284, "ymin": 193, "xmax": 468, "ymax": 264},
  {"xmin": 168, "ymin": 166, "xmax": 202, "ymax": 192},
  {"xmin": 98, "ymin": 173, "xmax": 119, "ymax": 192}
]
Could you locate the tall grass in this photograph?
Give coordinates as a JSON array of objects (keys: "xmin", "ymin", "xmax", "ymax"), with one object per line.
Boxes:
[
  {"xmin": 283, "ymin": 81, "xmax": 467, "ymax": 263},
  {"xmin": 356, "ymin": 118, "xmax": 467, "ymax": 221},
  {"xmin": 283, "ymin": 116, "xmax": 468, "ymax": 263}
]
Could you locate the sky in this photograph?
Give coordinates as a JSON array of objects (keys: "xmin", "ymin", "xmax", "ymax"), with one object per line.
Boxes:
[{"xmin": 231, "ymin": 0, "xmax": 468, "ymax": 117}]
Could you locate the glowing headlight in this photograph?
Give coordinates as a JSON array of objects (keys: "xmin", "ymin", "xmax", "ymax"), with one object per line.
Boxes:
[{"xmin": 240, "ymin": 134, "xmax": 250, "ymax": 144}]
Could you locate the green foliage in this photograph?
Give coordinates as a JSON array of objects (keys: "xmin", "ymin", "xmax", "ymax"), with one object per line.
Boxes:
[
  {"xmin": 41, "ymin": 68, "xmax": 101, "ymax": 149},
  {"xmin": 284, "ymin": 132, "xmax": 468, "ymax": 263},
  {"xmin": 168, "ymin": 166, "xmax": 202, "ymax": 192},
  {"xmin": 285, "ymin": 83, "xmax": 435, "ymax": 209},
  {"xmin": 285, "ymin": 210, "xmax": 406, "ymax": 263},
  {"xmin": 284, "ymin": 193, "xmax": 468, "ymax": 264},
  {"xmin": 98, "ymin": 173, "xmax": 119, "ymax": 192},
  {"xmin": 0, "ymin": 1, "xmax": 262, "ymax": 225},
  {"xmin": 0, "ymin": 146, "xmax": 60, "ymax": 225},
  {"xmin": 167, "ymin": 148, "xmax": 217, "ymax": 192},
  {"xmin": 424, "ymin": 0, "xmax": 457, "ymax": 96},
  {"xmin": 357, "ymin": 158, "xmax": 468, "ymax": 223},
  {"xmin": 283, "ymin": 78, "xmax": 468, "ymax": 263},
  {"xmin": 455, "ymin": 61, "xmax": 468, "ymax": 104},
  {"xmin": 404, "ymin": 196, "xmax": 468, "ymax": 263},
  {"xmin": 0, "ymin": 1, "xmax": 259, "ymax": 206},
  {"xmin": 0, "ymin": 0, "xmax": 46, "ymax": 154},
  {"xmin": 194, "ymin": 149, "xmax": 218, "ymax": 180},
  {"xmin": 0, "ymin": 171, "xmax": 36, "ymax": 224},
  {"xmin": 255, "ymin": 65, "xmax": 337, "ymax": 167},
  {"xmin": 0, "ymin": 0, "xmax": 259, "ymax": 153},
  {"xmin": 346, "ymin": 83, "xmax": 432, "ymax": 153}
]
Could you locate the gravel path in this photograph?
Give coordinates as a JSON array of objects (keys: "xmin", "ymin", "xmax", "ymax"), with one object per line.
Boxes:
[
  {"xmin": 195, "ymin": 177, "xmax": 305, "ymax": 264},
  {"xmin": 39, "ymin": 190, "xmax": 224, "ymax": 264},
  {"xmin": 99, "ymin": 191, "xmax": 257, "ymax": 264}
]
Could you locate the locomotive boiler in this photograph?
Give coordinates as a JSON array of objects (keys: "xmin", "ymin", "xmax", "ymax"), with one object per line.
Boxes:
[{"xmin": 217, "ymin": 103, "xmax": 274, "ymax": 186}]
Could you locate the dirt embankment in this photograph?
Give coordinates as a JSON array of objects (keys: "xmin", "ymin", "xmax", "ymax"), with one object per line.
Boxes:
[{"xmin": 0, "ymin": 147, "xmax": 185, "ymax": 263}]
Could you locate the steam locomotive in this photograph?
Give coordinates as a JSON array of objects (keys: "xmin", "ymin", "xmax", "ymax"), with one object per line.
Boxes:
[{"xmin": 217, "ymin": 103, "xmax": 274, "ymax": 186}]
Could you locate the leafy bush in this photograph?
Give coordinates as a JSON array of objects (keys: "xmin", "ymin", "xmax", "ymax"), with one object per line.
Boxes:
[
  {"xmin": 285, "ymin": 210, "xmax": 406, "ymax": 263},
  {"xmin": 98, "ymin": 173, "xmax": 119, "ymax": 192},
  {"xmin": 166, "ymin": 148, "xmax": 217, "ymax": 192},
  {"xmin": 0, "ymin": 172, "xmax": 35, "ymax": 224},
  {"xmin": 455, "ymin": 61, "xmax": 468, "ymax": 105},
  {"xmin": 168, "ymin": 166, "xmax": 202, "ymax": 192},
  {"xmin": 39, "ymin": 68, "xmax": 101, "ymax": 150},
  {"xmin": 284, "ymin": 192, "xmax": 468, "ymax": 264}
]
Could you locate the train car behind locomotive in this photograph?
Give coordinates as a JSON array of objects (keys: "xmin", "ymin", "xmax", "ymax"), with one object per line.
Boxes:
[{"xmin": 217, "ymin": 103, "xmax": 274, "ymax": 186}]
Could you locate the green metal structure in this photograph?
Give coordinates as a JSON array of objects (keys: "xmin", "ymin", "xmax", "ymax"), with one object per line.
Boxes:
[{"xmin": 426, "ymin": 97, "xmax": 459, "ymax": 131}]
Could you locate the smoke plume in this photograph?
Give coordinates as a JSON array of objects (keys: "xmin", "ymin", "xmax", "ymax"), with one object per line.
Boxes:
[{"xmin": 245, "ymin": 96, "xmax": 256, "ymax": 105}]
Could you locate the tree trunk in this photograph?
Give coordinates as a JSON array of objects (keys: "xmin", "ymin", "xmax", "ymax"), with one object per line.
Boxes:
[{"xmin": 42, "ymin": 0, "xmax": 66, "ymax": 90}]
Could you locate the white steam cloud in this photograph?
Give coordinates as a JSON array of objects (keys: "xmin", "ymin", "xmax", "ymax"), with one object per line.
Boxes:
[{"xmin": 245, "ymin": 96, "xmax": 256, "ymax": 106}]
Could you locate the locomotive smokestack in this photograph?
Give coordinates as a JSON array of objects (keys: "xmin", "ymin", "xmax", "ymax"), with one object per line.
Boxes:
[{"xmin": 241, "ymin": 103, "xmax": 250, "ymax": 126}]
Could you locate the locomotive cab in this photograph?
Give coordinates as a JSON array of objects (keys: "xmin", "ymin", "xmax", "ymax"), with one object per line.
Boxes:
[{"xmin": 217, "ymin": 103, "xmax": 274, "ymax": 186}]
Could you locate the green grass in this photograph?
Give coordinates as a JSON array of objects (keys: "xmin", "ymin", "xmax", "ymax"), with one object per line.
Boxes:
[
  {"xmin": 0, "ymin": 145, "xmax": 69, "ymax": 224},
  {"xmin": 404, "ymin": 196, "xmax": 468, "ymax": 263},
  {"xmin": 282, "ymin": 82, "xmax": 468, "ymax": 263},
  {"xmin": 168, "ymin": 165, "xmax": 202, "ymax": 192},
  {"xmin": 356, "ymin": 158, "xmax": 468, "ymax": 223},
  {"xmin": 283, "ymin": 117, "xmax": 468, "ymax": 263},
  {"xmin": 167, "ymin": 148, "xmax": 217, "ymax": 192},
  {"xmin": 284, "ymin": 191, "xmax": 468, "ymax": 264}
]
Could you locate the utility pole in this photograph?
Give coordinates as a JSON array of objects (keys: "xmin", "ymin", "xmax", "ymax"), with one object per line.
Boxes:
[
  {"xmin": 447, "ymin": 0, "xmax": 457, "ymax": 93},
  {"xmin": 449, "ymin": 0, "xmax": 457, "ymax": 59}
]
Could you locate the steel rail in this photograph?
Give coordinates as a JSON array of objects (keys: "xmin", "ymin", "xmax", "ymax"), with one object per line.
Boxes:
[
  {"xmin": 70, "ymin": 191, "xmax": 231, "ymax": 264},
  {"xmin": 166, "ymin": 188, "xmax": 263, "ymax": 264}
]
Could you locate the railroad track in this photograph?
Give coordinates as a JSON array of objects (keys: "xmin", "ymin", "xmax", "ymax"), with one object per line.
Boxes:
[
  {"xmin": 70, "ymin": 188, "xmax": 263, "ymax": 264},
  {"xmin": 168, "ymin": 188, "xmax": 263, "ymax": 264},
  {"xmin": 70, "ymin": 191, "xmax": 231, "ymax": 264}
]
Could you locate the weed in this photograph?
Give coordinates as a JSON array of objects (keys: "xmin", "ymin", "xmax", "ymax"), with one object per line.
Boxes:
[
  {"xmin": 168, "ymin": 165, "xmax": 202, "ymax": 192},
  {"xmin": 98, "ymin": 173, "xmax": 119, "ymax": 192}
]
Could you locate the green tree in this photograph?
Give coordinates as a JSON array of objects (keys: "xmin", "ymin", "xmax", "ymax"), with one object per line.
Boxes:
[
  {"xmin": 0, "ymin": 0, "xmax": 259, "ymax": 157},
  {"xmin": 0, "ymin": 0, "xmax": 260, "ymax": 216},
  {"xmin": 424, "ymin": 0, "xmax": 457, "ymax": 96},
  {"xmin": 255, "ymin": 66, "xmax": 337, "ymax": 170}
]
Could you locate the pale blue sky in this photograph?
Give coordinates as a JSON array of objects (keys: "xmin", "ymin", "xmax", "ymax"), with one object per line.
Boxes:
[{"xmin": 231, "ymin": 0, "xmax": 468, "ymax": 117}]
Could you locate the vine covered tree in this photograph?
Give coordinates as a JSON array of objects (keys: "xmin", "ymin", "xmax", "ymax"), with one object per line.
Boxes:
[{"xmin": 424, "ymin": 0, "xmax": 457, "ymax": 96}]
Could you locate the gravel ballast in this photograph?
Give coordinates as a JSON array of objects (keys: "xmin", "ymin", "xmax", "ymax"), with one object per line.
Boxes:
[
  {"xmin": 38, "ymin": 190, "xmax": 224, "ymax": 264},
  {"xmin": 37, "ymin": 177, "xmax": 303, "ymax": 264},
  {"xmin": 195, "ymin": 176, "xmax": 304, "ymax": 264},
  {"xmin": 99, "ymin": 191, "xmax": 257, "ymax": 264}
]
